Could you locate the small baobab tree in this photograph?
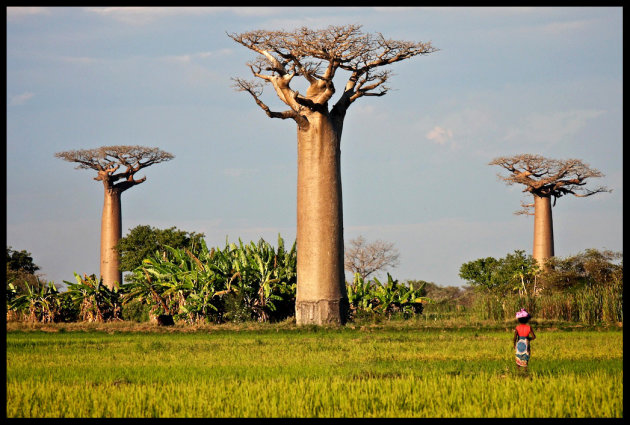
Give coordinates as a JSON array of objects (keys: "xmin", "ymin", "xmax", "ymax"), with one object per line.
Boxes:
[
  {"xmin": 229, "ymin": 25, "xmax": 437, "ymax": 325},
  {"xmin": 55, "ymin": 145, "xmax": 174, "ymax": 289},
  {"xmin": 490, "ymin": 154, "xmax": 610, "ymax": 268}
]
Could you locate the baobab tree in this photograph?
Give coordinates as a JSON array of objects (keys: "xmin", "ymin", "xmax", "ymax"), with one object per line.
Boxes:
[
  {"xmin": 490, "ymin": 154, "xmax": 610, "ymax": 268},
  {"xmin": 229, "ymin": 25, "xmax": 437, "ymax": 325},
  {"xmin": 55, "ymin": 145, "xmax": 174, "ymax": 289}
]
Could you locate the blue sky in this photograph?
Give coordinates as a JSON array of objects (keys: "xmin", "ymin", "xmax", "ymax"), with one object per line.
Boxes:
[{"xmin": 6, "ymin": 7, "xmax": 623, "ymax": 288}]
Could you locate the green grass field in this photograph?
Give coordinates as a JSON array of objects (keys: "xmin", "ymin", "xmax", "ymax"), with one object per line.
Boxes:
[{"xmin": 6, "ymin": 322, "xmax": 623, "ymax": 418}]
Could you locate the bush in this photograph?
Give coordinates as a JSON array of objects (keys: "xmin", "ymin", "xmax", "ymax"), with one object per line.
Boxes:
[
  {"xmin": 346, "ymin": 273, "xmax": 431, "ymax": 321},
  {"xmin": 122, "ymin": 299, "xmax": 151, "ymax": 322},
  {"xmin": 126, "ymin": 235, "xmax": 297, "ymax": 324},
  {"xmin": 221, "ymin": 291, "xmax": 255, "ymax": 323}
]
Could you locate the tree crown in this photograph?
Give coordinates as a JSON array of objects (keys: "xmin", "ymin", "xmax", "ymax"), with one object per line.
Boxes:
[
  {"xmin": 115, "ymin": 225, "xmax": 205, "ymax": 274},
  {"xmin": 55, "ymin": 145, "xmax": 174, "ymax": 192},
  {"xmin": 344, "ymin": 235, "xmax": 400, "ymax": 280},
  {"xmin": 459, "ymin": 250, "xmax": 539, "ymax": 295},
  {"xmin": 489, "ymin": 154, "xmax": 610, "ymax": 214},
  {"xmin": 7, "ymin": 246, "xmax": 40, "ymax": 274},
  {"xmin": 229, "ymin": 25, "xmax": 437, "ymax": 129}
]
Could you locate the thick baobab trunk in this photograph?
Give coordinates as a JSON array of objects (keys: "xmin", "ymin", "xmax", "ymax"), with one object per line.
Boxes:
[
  {"xmin": 532, "ymin": 194, "xmax": 554, "ymax": 268},
  {"xmin": 295, "ymin": 113, "xmax": 348, "ymax": 325},
  {"xmin": 100, "ymin": 187, "xmax": 123, "ymax": 289}
]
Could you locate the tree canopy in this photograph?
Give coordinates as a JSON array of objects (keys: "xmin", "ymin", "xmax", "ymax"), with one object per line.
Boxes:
[
  {"xmin": 459, "ymin": 248, "xmax": 622, "ymax": 295},
  {"xmin": 115, "ymin": 225, "xmax": 205, "ymax": 275},
  {"xmin": 344, "ymin": 236, "xmax": 400, "ymax": 280},
  {"xmin": 489, "ymin": 154, "xmax": 610, "ymax": 214},
  {"xmin": 6, "ymin": 246, "xmax": 47, "ymax": 296},
  {"xmin": 55, "ymin": 145, "xmax": 174, "ymax": 192},
  {"xmin": 459, "ymin": 250, "xmax": 539, "ymax": 295},
  {"xmin": 229, "ymin": 25, "xmax": 437, "ymax": 130},
  {"xmin": 542, "ymin": 249, "xmax": 623, "ymax": 290},
  {"xmin": 7, "ymin": 246, "xmax": 40, "ymax": 274}
]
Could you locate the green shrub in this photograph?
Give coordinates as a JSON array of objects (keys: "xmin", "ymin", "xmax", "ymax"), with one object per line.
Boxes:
[
  {"xmin": 346, "ymin": 273, "xmax": 430, "ymax": 321},
  {"xmin": 126, "ymin": 235, "xmax": 297, "ymax": 324},
  {"xmin": 121, "ymin": 299, "xmax": 151, "ymax": 322},
  {"xmin": 64, "ymin": 273, "xmax": 122, "ymax": 322}
]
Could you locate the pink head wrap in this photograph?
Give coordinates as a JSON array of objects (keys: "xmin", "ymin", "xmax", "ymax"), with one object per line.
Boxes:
[{"xmin": 515, "ymin": 309, "xmax": 529, "ymax": 319}]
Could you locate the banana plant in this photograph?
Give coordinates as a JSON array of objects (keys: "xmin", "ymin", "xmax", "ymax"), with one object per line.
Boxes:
[
  {"xmin": 8, "ymin": 280, "xmax": 63, "ymax": 323},
  {"xmin": 126, "ymin": 256, "xmax": 182, "ymax": 318},
  {"xmin": 372, "ymin": 274, "xmax": 400, "ymax": 317},
  {"xmin": 389, "ymin": 276, "xmax": 431, "ymax": 317},
  {"xmin": 124, "ymin": 235, "xmax": 298, "ymax": 323},
  {"xmin": 64, "ymin": 273, "xmax": 122, "ymax": 322},
  {"xmin": 6, "ymin": 282, "xmax": 18, "ymax": 304},
  {"xmin": 347, "ymin": 273, "xmax": 377, "ymax": 315},
  {"xmin": 348, "ymin": 273, "xmax": 432, "ymax": 319},
  {"xmin": 248, "ymin": 239, "xmax": 284, "ymax": 321},
  {"xmin": 127, "ymin": 240, "xmax": 231, "ymax": 323},
  {"xmin": 376, "ymin": 274, "xmax": 432, "ymax": 317}
]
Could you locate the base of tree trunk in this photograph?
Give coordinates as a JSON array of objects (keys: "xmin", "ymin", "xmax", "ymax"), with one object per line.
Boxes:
[{"xmin": 295, "ymin": 299, "xmax": 349, "ymax": 326}]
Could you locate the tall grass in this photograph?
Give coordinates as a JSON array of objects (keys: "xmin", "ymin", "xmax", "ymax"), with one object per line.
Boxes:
[
  {"xmin": 472, "ymin": 283, "xmax": 623, "ymax": 324},
  {"xmin": 6, "ymin": 325, "xmax": 622, "ymax": 418}
]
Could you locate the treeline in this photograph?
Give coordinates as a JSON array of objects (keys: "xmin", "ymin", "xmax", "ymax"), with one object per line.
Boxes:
[
  {"xmin": 6, "ymin": 235, "xmax": 427, "ymax": 324},
  {"xmin": 406, "ymin": 249, "xmax": 623, "ymax": 325},
  {"xmin": 6, "ymin": 230, "xmax": 623, "ymax": 325},
  {"xmin": 458, "ymin": 249, "xmax": 623, "ymax": 324}
]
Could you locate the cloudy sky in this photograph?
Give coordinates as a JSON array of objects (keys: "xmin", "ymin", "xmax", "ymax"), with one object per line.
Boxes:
[{"xmin": 6, "ymin": 7, "xmax": 622, "ymax": 289}]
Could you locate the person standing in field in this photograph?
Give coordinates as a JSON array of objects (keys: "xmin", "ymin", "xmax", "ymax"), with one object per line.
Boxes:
[{"xmin": 513, "ymin": 309, "xmax": 536, "ymax": 370}]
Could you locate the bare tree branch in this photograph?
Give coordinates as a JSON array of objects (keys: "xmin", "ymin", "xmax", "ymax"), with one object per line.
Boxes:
[
  {"xmin": 55, "ymin": 145, "xmax": 174, "ymax": 193},
  {"xmin": 229, "ymin": 25, "xmax": 437, "ymax": 123},
  {"xmin": 231, "ymin": 77, "xmax": 308, "ymax": 127},
  {"xmin": 344, "ymin": 235, "xmax": 400, "ymax": 280},
  {"xmin": 489, "ymin": 154, "xmax": 611, "ymax": 214}
]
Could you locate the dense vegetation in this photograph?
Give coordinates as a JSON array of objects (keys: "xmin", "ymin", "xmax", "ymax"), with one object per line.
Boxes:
[
  {"xmin": 6, "ymin": 235, "xmax": 427, "ymax": 325},
  {"xmin": 458, "ymin": 249, "xmax": 623, "ymax": 324},
  {"xmin": 115, "ymin": 225, "xmax": 206, "ymax": 273},
  {"xmin": 6, "ymin": 246, "xmax": 45, "ymax": 294},
  {"xmin": 6, "ymin": 234, "xmax": 622, "ymax": 326}
]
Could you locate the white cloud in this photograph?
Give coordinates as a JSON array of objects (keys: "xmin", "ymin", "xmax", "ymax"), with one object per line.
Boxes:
[
  {"xmin": 58, "ymin": 56, "xmax": 101, "ymax": 65},
  {"xmin": 9, "ymin": 92, "xmax": 35, "ymax": 106},
  {"xmin": 358, "ymin": 103, "xmax": 377, "ymax": 114},
  {"xmin": 372, "ymin": 7, "xmax": 419, "ymax": 12},
  {"xmin": 540, "ymin": 19, "xmax": 592, "ymax": 35},
  {"xmin": 415, "ymin": 106, "xmax": 498, "ymax": 155},
  {"xmin": 85, "ymin": 6, "xmax": 227, "ymax": 25},
  {"xmin": 7, "ymin": 7, "xmax": 51, "ymax": 20},
  {"xmin": 503, "ymin": 109, "xmax": 606, "ymax": 147},
  {"xmin": 230, "ymin": 7, "xmax": 284, "ymax": 17},
  {"xmin": 426, "ymin": 126, "xmax": 453, "ymax": 145},
  {"xmin": 160, "ymin": 50, "xmax": 231, "ymax": 64}
]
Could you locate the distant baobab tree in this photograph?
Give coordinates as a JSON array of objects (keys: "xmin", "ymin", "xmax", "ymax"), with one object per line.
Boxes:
[
  {"xmin": 490, "ymin": 154, "xmax": 610, "ymax": 268},
  {"xmin": 229, "ymin": 25, "xmax": 437, "ymax": 325},
  {"xmin": 55, "ymin": 145, "xmax": 174, "ymax": 289}
]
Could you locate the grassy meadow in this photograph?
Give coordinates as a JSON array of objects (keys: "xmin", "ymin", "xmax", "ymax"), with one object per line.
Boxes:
[{"xmin": 6, "ymin": 320, "xmax": 622, "ymax": 418}]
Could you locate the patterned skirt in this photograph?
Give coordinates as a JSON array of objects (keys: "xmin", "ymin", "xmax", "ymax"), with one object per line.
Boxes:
[{"xmin": 515, "ymin": 336, "xmax": 530, "ymax": 367}]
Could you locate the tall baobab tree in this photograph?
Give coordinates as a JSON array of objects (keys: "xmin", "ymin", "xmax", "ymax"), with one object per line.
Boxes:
[
  {"xmin": 55, "ymin": 145, "xmax": 174, "ymax": 289},
  {"xmin": 229, "ymin": 25, "xmax": 437, "ymax": 325},
  {"xmin": 490, "ymin": 154, "xmax": 610, "ymax": 268}
]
